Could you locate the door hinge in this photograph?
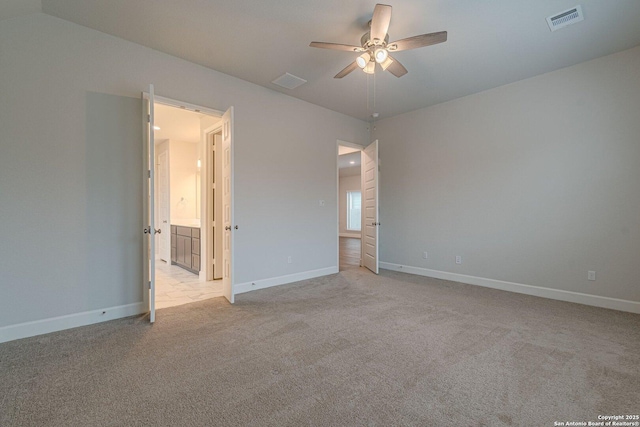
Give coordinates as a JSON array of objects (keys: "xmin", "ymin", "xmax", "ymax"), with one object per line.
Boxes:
[
  {"xmin": 148, "ymin": 170, "xmax": 151, "ymax": 178},
  {"xmin": 147, "ymin": 114, "xmax": 151, "ymax": 123},
  {"xmin": 148, "ymin": 281, "xmax": 152, "ymax": 289}
]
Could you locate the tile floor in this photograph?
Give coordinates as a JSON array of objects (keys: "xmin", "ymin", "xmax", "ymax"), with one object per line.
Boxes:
[{"xmin": 155, "ymin": 258, "xmax": 223, "ymax": 309}]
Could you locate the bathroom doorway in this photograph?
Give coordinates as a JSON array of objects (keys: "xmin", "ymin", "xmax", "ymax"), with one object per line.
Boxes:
[{"xmin": 152, "ymin": 100, "xmax": 222, "ymax": 310}]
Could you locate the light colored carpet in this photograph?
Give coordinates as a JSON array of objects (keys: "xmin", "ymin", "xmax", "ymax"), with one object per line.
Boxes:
[{"xmin": 1, "ymin": 268, "xmax": 639, "ymax": 426}]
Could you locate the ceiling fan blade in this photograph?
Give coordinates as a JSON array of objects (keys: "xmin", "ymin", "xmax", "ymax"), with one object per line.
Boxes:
[
  {"xmin": 310, "ymin": 42, "xmax": 363, "ymax": 52},
  {"xmin": 388, "ymin": 31, "xmax": 447, "ymax": 52},
  {"xmin": 386, "ymin": 55, "xmax": 408, "ymax": 78},
  {"xmin": 334, "ymin": 61, "xmax": 359, "ymax": 78},
  {"xmin": 370, "ymin": 4, "xmax": 392, "ymax": 42}
]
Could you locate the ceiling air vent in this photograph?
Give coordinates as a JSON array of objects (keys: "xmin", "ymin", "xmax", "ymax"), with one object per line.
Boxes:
[
  {"xmin": 272, "ymin": 73, "xmax": 307, "ymax": 90},
  {"xmin": 547, "ymin": 5, "xmax": 584, "ymax": 31}
]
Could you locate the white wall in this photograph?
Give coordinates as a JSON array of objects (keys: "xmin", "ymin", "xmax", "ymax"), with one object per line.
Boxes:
[
  {"xmin": 0, "ymin": 13, "xmax": 368, "ymax": 333},
  {"xmin": 169, "ymin": 140, "xmax": 199, "ymax": 221},
  {"xmin": 372, "ymin": 46, "xmax": 640, "ymax": 306},
  {"xmin": 339, "ymin": 174, "xmax": 361, "ymax": 237}
]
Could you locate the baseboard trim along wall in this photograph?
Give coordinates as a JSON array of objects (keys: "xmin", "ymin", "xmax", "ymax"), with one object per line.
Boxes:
[
  {"xmin": 235, "ymin": 266, "xmax": 339, "ymax": 295},
  {"xmin": 0, "ymin": 302, "xmax": 146, "ymax": 344},
  {"xmin": 380, "ymin": 262, "xmax": 640, "ymax": 314}
]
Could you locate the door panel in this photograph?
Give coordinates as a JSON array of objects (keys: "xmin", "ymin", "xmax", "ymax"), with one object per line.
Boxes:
[
  {"xmin": 362, "ymin": 140, "xmax": 379, "ymax": 274},
  {"xmin": 221, "ymin": 107, "xmax": 234, "ymax": 303},
  {"xmin": 143, "ymin": 84, "xmax": 156, "ymax": 322}
]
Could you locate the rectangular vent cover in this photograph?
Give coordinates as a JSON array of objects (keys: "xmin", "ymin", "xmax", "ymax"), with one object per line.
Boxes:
[
  {"xmin": 547, "ymin": 5, "xmax": 584, "ymax": 31},
  {"xmin": 272, "ymin": 73, "xmax": 307, "ymax": 90}
]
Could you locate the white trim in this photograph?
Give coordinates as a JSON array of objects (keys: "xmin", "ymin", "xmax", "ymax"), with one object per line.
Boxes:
[
  {"xmin": 339, "ymin": 232, "xmax": 361, "ymax": 238},
  {"xmin": 234, "ymin": 267, "xmax": 338, "ymax": 295},
  {"xmin": 142, "ymin": 92, "xmax": 224, "ymax": 117},
  {"xmin": 380, "ymin": 262, "xmax": 640, "ymax": 314},
  {"xmin": 0, "ymin": 302, "xmax": 146, "ymax": 344}
]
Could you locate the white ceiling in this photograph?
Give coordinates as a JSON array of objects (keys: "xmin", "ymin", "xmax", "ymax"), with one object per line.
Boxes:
[
  {"xmin": 154, "ymin": 103, "xmax": 215, "ymax": 144},
  {"xmin": 0, "ymin": 0, "xmax": 41, "ymax": 22},
  {"xmin": 339, "ymin": 152, "xmax": 361, "ymax": 170},
  {"xmin": 33, "ymin": 1, "xmax": 640, "ymax": 120}
]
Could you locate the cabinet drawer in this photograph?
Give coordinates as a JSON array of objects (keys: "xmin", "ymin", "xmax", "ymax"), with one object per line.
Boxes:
[
  {"xmin": 171, "ymin": 225, "xmax": 177, "ymax": 235},
  {"xmin": 192, "ymin": 254, "xmax": 200, "ymax": 271},
  {"xmin": 177, "ymin": 226, "xmax": 191, "ymax": 237},
  {"xmin": 192, "ymin": 238, "xmax": 200, "ymax": 255},
  {"xmin": 191, "ymin": 228, "xmax": 200, "ymax": 239}
]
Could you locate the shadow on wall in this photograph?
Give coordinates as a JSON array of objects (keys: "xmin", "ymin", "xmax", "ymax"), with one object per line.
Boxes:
[{"xmin": 85, "ymin": 92, "xmax": 143, "ymax": 305}]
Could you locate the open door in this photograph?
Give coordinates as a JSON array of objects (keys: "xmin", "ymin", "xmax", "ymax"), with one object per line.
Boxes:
[
  {"xmin": 221, "ymin": 107, "xmax": 234, "ymax": 303},
  {"xmin": 143, "ymin": 84, "xmax": 157, "ymax": 322},
  {"xmin": 362, "ymin": 140, "xmax": 379, "ymax": 274}
]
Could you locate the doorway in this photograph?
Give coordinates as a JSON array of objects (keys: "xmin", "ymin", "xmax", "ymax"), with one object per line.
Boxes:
[
  {"xmin": 152, "ymin": 102, "xmax": 222, "ymax": 309},
  {"xmin": 337, "ymin": 141, "xmax": 363, "ymax": 270},
  {"xmin": 336, "ymin": 140, "xmax": 379, "ymax": 273}
]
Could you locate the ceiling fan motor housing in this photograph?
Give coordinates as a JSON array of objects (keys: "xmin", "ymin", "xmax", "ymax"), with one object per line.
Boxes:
[{"xmin": 361, "ymin": 32, "xmax": 389, "ymax": 49}]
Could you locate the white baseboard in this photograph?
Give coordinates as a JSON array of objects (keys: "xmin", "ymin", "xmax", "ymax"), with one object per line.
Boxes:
[
  {"xmin": 380, "ymin": 262, "xmax": 640, "ymax": 314},
  {"xmin": 234, "ymin": 266, "xmax": 338, "ymax": 295},
  {"xmin": 0, "ymin": 302, "xmax": 146, "ymax": 344},
  {"xmin": 339, "ymin": 233, "xmax": 361, "ymax": 239}
]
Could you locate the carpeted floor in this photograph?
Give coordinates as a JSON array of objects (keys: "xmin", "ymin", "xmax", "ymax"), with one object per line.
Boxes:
[{"xmin": 1, "ymin": 268, "xmax": 639, "ymax": 426}]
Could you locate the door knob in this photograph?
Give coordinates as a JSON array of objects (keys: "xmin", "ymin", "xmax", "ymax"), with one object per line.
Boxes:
[
  {"xmin": 163, "ymin": 220, "xmax": 167, "ymax": 223},
  {"xmin": 225, "ymin": 226, "xmax": 231, "ymax": 231},
  {"xmin": 154, "ymin": 229, "xmax": 161, "ymax": 234},
  {"xmin": 143, "ymin": 226, "xmax": 151, "ymax": 234}
]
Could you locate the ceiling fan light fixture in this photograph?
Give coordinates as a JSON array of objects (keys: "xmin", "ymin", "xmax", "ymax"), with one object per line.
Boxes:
[
  {"xmin": 380, "ymin": 56, "xmax": 394, "ymax": 71},
  {"xmin": 363, "ymin": 61, "xmax": 375, "ymax": 74},
  {"xmin": 374, "ymin": 48, "xmax": 388, "ymax": 63},
  {"xmin": 356, "ymin": 52, "xmax": 371, "ymax": 69}
]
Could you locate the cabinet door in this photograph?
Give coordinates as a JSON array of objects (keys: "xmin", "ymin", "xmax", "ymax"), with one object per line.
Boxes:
[
  {"xmin": 184, "ymin": 235, "xmax": 192, "ymax": 267},
  {"xmin": 176, "ymin": 236, "xmax": 185, "ymax": 265},
  {"xmin": 171, "ymin": 233, "xmax": 177, "ymax": 262}
]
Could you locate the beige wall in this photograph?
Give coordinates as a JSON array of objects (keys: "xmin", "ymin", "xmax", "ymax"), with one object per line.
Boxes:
[
  {"xmin": 168, "ymin": 140, "xmax": 199, "ymax": 221},
  {"xmin": 372, "ymin": 45, "xmax": 640, "ymax": 305}
]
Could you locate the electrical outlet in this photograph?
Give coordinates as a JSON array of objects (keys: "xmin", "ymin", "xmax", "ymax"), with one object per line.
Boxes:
[
  {"xmin": 588, "ymin": 271, "xmax": 596, "ymax": 281},
  {"xmin": 287, "ymin": 256, "xmax": 292, "ymax": 264},
  {"xmin": 455, "ymin": 255, "xmax": 462, "ymax": 265},
  {"xmin": 422, "ymin": 252, "xmax": 428, "ymax": 259}
]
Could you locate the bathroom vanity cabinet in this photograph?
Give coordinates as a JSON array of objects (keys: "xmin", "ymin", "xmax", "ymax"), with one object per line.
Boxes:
[{"xmin": 171, "ymin": 225, "xmax": 200, "ymax": 274}]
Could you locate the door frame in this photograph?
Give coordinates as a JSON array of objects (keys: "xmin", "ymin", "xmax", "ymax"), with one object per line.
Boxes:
[
  {"xmin": 142, "ymin": 91, "xmax": 230, "ymax": 309},
  {"xmin": 336, "ymin": 140, "xmax": 365, "ymax": 268}
]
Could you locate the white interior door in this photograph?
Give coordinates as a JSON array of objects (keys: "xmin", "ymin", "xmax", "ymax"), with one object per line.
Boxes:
[
  {"xmin": 143, "ymin": 84, "xmax": 157, "ymax": 322},
  {"xmin": 362, "ymin": 140, "xmax": 379, "ymax": 274},
  {"xmin": 158, "ymin": 150, "xmax": 170, "ymax": 262},
  {"xmin": 221, "ymin": 107, "xmax": 234, "ymax": 303}
]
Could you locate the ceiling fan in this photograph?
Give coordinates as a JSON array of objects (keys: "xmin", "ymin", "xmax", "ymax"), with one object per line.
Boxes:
[{"xmin": 310, "ymin": 3, "xmax": 447, "ymax": 78}]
